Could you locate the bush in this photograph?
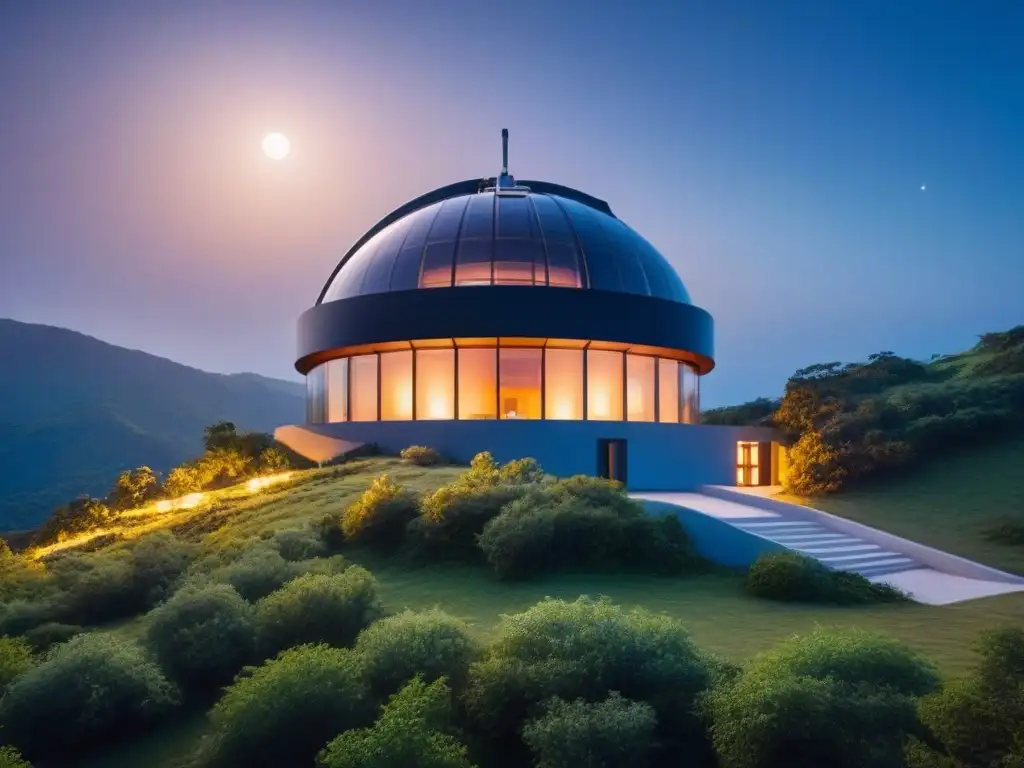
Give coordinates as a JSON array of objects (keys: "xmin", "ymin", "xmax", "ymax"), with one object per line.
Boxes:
[
  {"xmin": 522, "ymin": 692, "xmax": 658, "ymax": 768},
  {"xmin": 745, "ymin": 553, "xmax": 908, "ymax": 604},
  {"xmin": 0, "ymin": 747, "xmax": 29, "ymax": 768},
  {"xmin": 269, "ymin": 527, "xmax": 327, "ymax": 561},
  {"xmin": 0, "ymin": 633, "xmax": 178, "ymax": 760},
  {"xmin": 256, "ymin": 568, "xmax": 382, "ymax": 658},
  {"xmin": 33, "ymin": 496, "xmax": 113, "ymax": 547},
  {"xmin": 47, "ymin": 549, "xmax": 138, "ymax": 624},
  {"xmin": 21, "ymin": 621, "xmax": 84, "ymax": 653},
  {"xmin": 211, "ymin": 545, "xmax": 299, "ymax": 601},
  {"xmin": 706, "ymin": 628, "xmax": 940, "ymax": 768},
  {"xmin": 355, "ymin": 608, "xmax": 479, "ymax": 698},
  {"xmin": 146, "ymin": 583, "xmax": 256, "ymax": 694},
  {"xmin": 0, "ymin": 599, "xmax": 58, "ymax": 637},
  {"xmin": 318, "ymin": 676, "xmax": 474, "ymax": 768},
  {"xmin": 410, "ymin": 484, "xmax": 531, "ymax": 559},
  {"xmin": 478, "ymin": 489, "xmax": 697, "ymax": 580},
  {"xmin": 401, "ymin": 445, "xmax": 442, "ymax": 466},
  {"xmin": 0, "ymin": 635, "xmax": 34, "ymax": 692},
  {"xmin": 916, "ymin": 627, "xmax": 1024, "ymax": 767},
  {"xmin": 126, "ymin": 530, "xmax": 197, "ymax": 606},
  {"xmin": 465, "ymin": 597, "xmax": 718, "ymax": 764},
  {"xmin": 204, "ymin": 644, "xmax": 370, "ymax": 767},
  {"xmin": 342, "ymin": 474, "xmax": 419, "ymax": 551}
]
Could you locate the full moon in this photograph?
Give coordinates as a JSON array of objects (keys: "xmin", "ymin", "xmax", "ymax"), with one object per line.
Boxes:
[{"xmin": 262, "ymin": 132, "xmax": 291, "ymax": 160}]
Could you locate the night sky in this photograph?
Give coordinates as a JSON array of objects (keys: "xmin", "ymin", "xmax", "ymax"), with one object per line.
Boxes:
[{"xmin": 1, "ymin": 1, "xmax": 1021, "ymax": 407}]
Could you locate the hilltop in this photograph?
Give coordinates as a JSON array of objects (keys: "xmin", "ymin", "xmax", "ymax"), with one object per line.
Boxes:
[{"xmin": 0, "ymin": 319, "xmax": 304, "ymax": 530}]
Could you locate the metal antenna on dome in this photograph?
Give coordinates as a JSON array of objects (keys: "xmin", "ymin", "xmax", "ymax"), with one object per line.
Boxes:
[{"xmin": 501, "ymin": 128, "xmax": 509, "ymax": 176}]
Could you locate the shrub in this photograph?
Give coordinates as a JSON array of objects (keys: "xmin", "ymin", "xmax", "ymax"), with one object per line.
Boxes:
[
  {"xmin": 522, "ymin": 692, "xmax": 658, "ymax": 768},
  {"xmin": 401, "ymin": 445, "xmax": 442, "ymax": 466},
  {"xmin": 0, "ymin": 635, "xmax": 34, "ymax": 692},
  {"xmin": 256, "ymin": 568, "xmax": 382, "ymax": 658},
  {"xmin": 342, "ymin": 474, "xmax": 419, "ymax": 551},
  {"xmin": 47, "ymin": 549, "xmax": 138, "ymax": 624},
  {"xmin": 478, "ymin": 490, "xmax": 696, "ymax": 580},
  {"xmin": 21, "ymin": 621, "xmax": 83, "ymax": 652},
  {"xmin": 106, "ymin": 466, "xmax": 160, "ymax": 511},
  {"xmin": 0, "ymin": 633, "xmax": 177, "ymax": 760},
  {"xmin": 0, "ymin": 747, "xmax": 29, "ymax": 768},
  {"xmin": 465, "ymin": 597, "xmax": 718, "ymax": 764},
  {"xmin": 33, "ymin": 496, "xmax": 113, "ymax": 547},
  {"xmin": 355, "ymin": 608, "xmax": 479, "ymax": 698},
  {"xmin": 745, "ymin": 553, "xmax": 908, "ymax": 604},
  {"xmin": 127, "ymin": 530, "xmax": 197, "ymax": 606},
  {"xmin": 318, "ymin": 676, "xmax": 474, "ymax": 768},
  {"xmin": 270, "ymin": 527, "xmax": 327, "ymax": 561},
  {"xmin": 706, "ymin": 628, "xmax": 940, "ymax": 768},
  {"xmin": 212, "ymin": 545, "xmax": 298, "ymax": 601},
  {"xmin": 146, "ymin": 583, "xmax": 256, "ymax": 694},
  {"xmin": 916, "ymin": 627, "xmax": 1024, "ymax": 767},
  {"xmin": 0, "ymin": 599, "xmax": 58, "ymax": 637},
  {"xmin": 410, "ymin": 484, "xmax": 531, "ymax": 559},
  {"xmin": 203, "ymin": 644, "xmax": 370, "ymax": 767},
  {"xmin": 0, "ymin": 542, "xmax": 46, "ymax": 600}
]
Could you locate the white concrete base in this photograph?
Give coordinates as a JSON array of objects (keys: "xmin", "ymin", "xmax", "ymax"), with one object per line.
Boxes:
[
  {"xmin": 872, "ymin": 568, "xmax": 1024, "ymax": 606},
  {"xmin": 632, "ymin": 492, "xmax": 778, "ymax": 519}
]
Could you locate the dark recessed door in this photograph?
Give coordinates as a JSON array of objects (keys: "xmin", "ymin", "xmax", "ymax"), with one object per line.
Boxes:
[{"xmin": 597, "ymin": 439, "xmax": 627, "ymax": 485}]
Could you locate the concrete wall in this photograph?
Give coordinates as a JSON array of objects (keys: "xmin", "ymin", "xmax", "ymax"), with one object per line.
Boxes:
[
  {"xmin": 699, "ymin": 486, "xmax": 1024, "ymax": 585},
  {"xmin": 276, "ymin": 421, "xmax": 778, "ymax": 491},
  {"xmin": 643, "ymin": 500, "xmax": 787, "ymax": 568}
]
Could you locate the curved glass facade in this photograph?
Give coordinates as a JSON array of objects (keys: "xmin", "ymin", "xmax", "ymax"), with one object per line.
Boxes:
[
  {"xmin": 306, "ymin": 340, "xmax": 700, "ymax": 425},
  {"xmin": 321, "ymin": 192, "xmax": 691, "ymax": 305}
]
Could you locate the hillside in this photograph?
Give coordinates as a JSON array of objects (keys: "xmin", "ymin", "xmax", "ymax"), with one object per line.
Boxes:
[{"xmin": 0, "ymin": 319, "xmax": 304, "ymax": 530}]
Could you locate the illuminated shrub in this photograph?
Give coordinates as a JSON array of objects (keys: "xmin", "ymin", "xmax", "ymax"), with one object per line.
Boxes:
[
  {"xmin": 203, "ymin": 644, "xmax": 370, "ymax": 767},
  {"xmin": 255, "ymin": 568, "xmax": 381, "ymax": 658},
  {"xmin": 341, "ymin": 474, "xmax": 419, "ymax": 551},
  {"xmin": 318, "ymin": 676, "xmax": 473, "ymax": 768},
  {"xmin": 410, "ymin": 484, "xmax": 530, "ymax": 559},
  {"xmin": 355, "ymin": 608, "xmax": 479, "ymax": 698},
  {"xmin": 0, "ymin": 633, "xmax": 177, "ymax": 760},
  {"xmin": 522, "ymin": 693, "xmax": 658, "ymax": 768},
  {"xmin": 465, "ymin": 597, "xmax": 717, "ymax": 764},
  {"xmin": 746, "ymin": 553, "xmax": 908, "ymax": 604},
  {"xmin": 146, "ymin": 583, "xmax": 256, "ymax": 694},
  {"xmin": 400, "ymin": 445, "xmax": 442, "ymax": 466}
]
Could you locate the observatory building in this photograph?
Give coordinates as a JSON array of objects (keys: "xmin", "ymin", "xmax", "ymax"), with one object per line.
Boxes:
[{"xmin": 277, "ymin": 131, "xmax": 781, "ymax": 489}]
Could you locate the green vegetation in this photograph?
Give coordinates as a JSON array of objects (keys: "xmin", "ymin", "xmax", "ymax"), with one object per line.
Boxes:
[
  {"xmin": 705, "ymin": 325, "xmax": 1024, "ymax": 496},
  {"xmin": 746, "ymin": 552, "xmax": 909, "ymax": 605},
  {"xmin": 400, "ymin": 445, "xmax": 443, "ymax": 466}
]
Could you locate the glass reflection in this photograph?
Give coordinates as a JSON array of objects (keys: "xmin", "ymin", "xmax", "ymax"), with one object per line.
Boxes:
[
  {"xmin": 658, "ymin": 359, "xmax": 679, "ymax": 423},
  {"xmin": 350, "ymin": 355, "xmax": 378, "ymax": 422},
  {"xmin": 586, "ymin": 350, "xmax": 623, "ymax": 421},
  {"xmin": 327, "ymin": 358, "xmax": 349, "ymax": 423},
  {"xmin": 544, "ymin": 348, "xmax": 583, "ymax": 420},
  {"xmin": 306, "ymin": 365, "xmax": 326, "ymax": 424},
  {"xmin": 499, "ymin": 349, "xmax": 542, "ymax": 419},
  {"xmin": 416, "ymin": 349, "xmax": 455, "ymax": 419},
  {"xmin": 626, "ymin": 354, "xmax": 655, "ymax": 422},
  {"xmin": 379, "ymin": 351, "xmax": 412, "ymax": 420}
]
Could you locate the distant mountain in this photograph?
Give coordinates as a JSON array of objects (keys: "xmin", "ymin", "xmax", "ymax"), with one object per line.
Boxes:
[{"xmin": 0, "ymin": 319, "xmax": 304, "ymax": 530}]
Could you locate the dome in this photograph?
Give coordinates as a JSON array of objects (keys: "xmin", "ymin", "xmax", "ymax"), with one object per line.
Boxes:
[{"xmin": 318, "ymin": 182, "xmax": 691, "ymax": 305}]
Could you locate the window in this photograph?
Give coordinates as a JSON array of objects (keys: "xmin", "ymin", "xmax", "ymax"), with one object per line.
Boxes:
[
  {"xmin": 458, "ymin": 348, "xmax": 497, "ymax": 419},
  {"xmin": 658, "ymin": 359, "xmax": 679, "ymax": 423},
  {"xmin": 499, "ymin": 348, "xmax": 542, "ymax": 419},
  {"xmin": 416, "ymin": 349, "xmax": 455, "ymax": 419},
  {"xmin": 306, "ymin": 365, "xmax": 326, "ymax": 424},
  {"xmin": 625, "ymin": 354, "xmax": 655, "ymax": 421},
  {"xmin": 737, "ymin": 441, "xmax": 760, "ymax": 486},
  {"xmin": 327, "ymin": 358, "xmax": 349, "ymax": 423},
  {"xmin": 380, "ymin": 351, "xmax": 412, "ymax": 420},
  {"xmin": 681, "ymin": 364, "xmax": 699, "ymax": 424},
  {"xmin": 587, "ymin": 350, "xmax": 623, "ymax": 421},
  {"xmin": 545, "ymin": 348, "xmax": 583, "ymax": 420},
  {"xmin": 350, "ymin": 354, "xmax": 378, "ymax": 421}
]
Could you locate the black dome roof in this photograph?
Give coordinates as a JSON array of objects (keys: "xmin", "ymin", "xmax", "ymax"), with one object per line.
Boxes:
[{"xmin": 318, "ymin": 179, "xmax": 691, "ymax": 306}]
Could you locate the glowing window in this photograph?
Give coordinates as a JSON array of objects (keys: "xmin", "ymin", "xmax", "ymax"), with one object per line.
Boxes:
[
  {"xmin": 350, "ymin": 354, "xmax": 378, "ymax": 421},
  {"xmin": 416, "ymin": 349, "xmax": 455, "ymax": 419},
  {"xmin": 658, "ymin": 359, "xmax": 679, "ymax": 423},
  {"xmin": 680, "ymin": 364, "xmax": 700, "ymax": 424},
  {"xmin": 380, "ymin": 351, "xmax": 412, "ymax": 420},
  {"xmin": 306, "ymin": 365, "xmax": 326, "ymax": 424},
  {"xmin": 545, "ymin": 348, "xmax": 583, "ymax": 420},
  {"xmin": 458, "ymin": 348, "xmax": 497, "ymax": 419},
  {"xmin": 499, "ymin": 348, "xmax": 542, "ymax": 419},
  {"xmin": 586, "ymin": 350, "xmax": 623, "ymax": 421},
  {"xmin": 327, "ymin": 358, "xmax": 349, "ymax": 423},
  {"xmin": 626, "ymin": 354, "xmax": 655, "ymax": 422}
]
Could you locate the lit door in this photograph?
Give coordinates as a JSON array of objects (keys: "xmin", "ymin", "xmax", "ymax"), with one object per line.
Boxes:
[{"xmin": 737, "ymin": 441, "xmax": 760, "ymax": 486}]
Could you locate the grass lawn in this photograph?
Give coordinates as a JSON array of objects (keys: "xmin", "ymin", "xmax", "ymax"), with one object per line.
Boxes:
[
  {"xmin": 58, "ymin": 450, "xmax": 1024, "ymax": 767},
  {"xmin": 807, "ymin": 435, "xmax": 1024, "ymax": 575}
]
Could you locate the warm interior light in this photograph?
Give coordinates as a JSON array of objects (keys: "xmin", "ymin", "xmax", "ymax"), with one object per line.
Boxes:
[
  {"xmin": 551, "ymin": 398, "xmax": 574, "ymax": 420},
  {"xmin": 427, "ymin": 394, "xmax": 449, "ymax": 419},
  {"xmin": 590, "ymin": 388, "xmax": 610, "ymax": 418}
]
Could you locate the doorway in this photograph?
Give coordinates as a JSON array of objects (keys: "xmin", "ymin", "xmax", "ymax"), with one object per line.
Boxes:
[
  {"xmin": 597, "ymin": 439, "xmax": 627, "ymax": 485},
  {"xmin": 737, "ymin": 441, "xmax": 760, "ymax": 486}
]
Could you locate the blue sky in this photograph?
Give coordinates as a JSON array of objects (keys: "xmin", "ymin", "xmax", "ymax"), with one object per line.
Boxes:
[{"xmin": 0, "ymin": 0, "xmax": 1021, "ymax": 406}]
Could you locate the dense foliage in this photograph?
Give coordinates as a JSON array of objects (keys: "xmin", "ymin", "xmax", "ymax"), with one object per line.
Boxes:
[
  {"xmin": 401, "ymin": 445, "xmax": 442, "ymax": 466},
  {"xmin": 318, "ymin": 676, "xmax": 475, "ymax": 768},
  {"xmin": 709, "ymin": 326, "xmax": 1024, "ymax": 495},
  {"xmin": 745, "ymin": 552, "xmax": 909, "ymax": 604},
  {"xmin": 341, "ymin": 474, "xmax": 420, "ymax": 551}
]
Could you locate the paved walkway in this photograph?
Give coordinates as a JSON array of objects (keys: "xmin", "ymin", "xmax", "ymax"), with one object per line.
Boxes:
[{"xmin": 632, "ymin": 491, "xmax": 1024, "ymax": 605}]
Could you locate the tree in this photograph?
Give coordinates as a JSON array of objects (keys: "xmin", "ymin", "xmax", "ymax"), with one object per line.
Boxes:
[
  {"xmin": 107, "ymin": 467, "xmax": 159, "ymax": 511},
  {"xmin": 203, "ymin": 421, "xmax": 238, "ymax": 452}
]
